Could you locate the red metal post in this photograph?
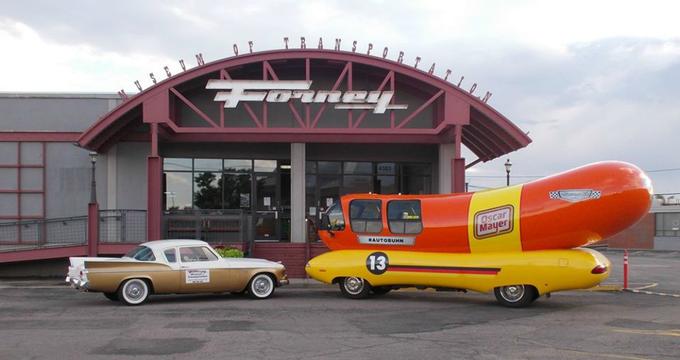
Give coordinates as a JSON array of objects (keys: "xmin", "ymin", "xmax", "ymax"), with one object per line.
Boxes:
[
  {"xmin": 623, "ymin": 249, "xmax": 629, "ymax": 289},
  {"xmin": 87, "ymin": 202, "xmax": 99, "ymax": 256},
  {"xmin": 147, "ymin": 156, "xmax": 162, "ymax": 241}
]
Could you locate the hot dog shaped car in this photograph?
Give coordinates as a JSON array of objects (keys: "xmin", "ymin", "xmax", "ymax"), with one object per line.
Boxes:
[
  {"xmin": 66, "ymin": 240, "xmax": 288, "ymax": 305},
  {"xmin": 305, "ymin": 161, "xmax": 652, "ymax": 307}
]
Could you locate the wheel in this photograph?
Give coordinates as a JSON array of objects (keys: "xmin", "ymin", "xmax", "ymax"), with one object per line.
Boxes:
[
  {"xmin": 339, "ymin": 277, "xmax": 371, "ymax": 299},
  {"xmin": 117, "ymin": 278, "xmax": 150, "ymax": 306},
  {"xmin": 247, "ymin": 274, "xmax": 275, "ymax": 299},
  {"xmin": 371, "ymin": 286, "xmax": 392, "ymax": 296},
  {"xmin": 493, "ymin": 285, "xmax": 538, "ymax": 308},
  {"xmin": 103, "ymin": 292, "xmax": 119, "ymax": 301}
]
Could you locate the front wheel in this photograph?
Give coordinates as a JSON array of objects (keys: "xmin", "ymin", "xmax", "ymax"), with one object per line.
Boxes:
[
  {"xmin": 118, "ymin": 278, "xmax": 150, "ymax": 306},
  {"xmin": 493, "ymin": 285, "xmax": 538, "ymax": 308},
  {"xmin": 339, "ymin": 277, "xmax": 371, "ymax": 299},
  {"xmin": 248, "ymin": 274, "xmax": 275, "ymax": 299}
]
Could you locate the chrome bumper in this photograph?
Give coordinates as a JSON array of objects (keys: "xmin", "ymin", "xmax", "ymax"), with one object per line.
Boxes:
[
  {"xmin": 279, "ymin": 279, "xmax": 289, "ymax": 286},
  {"xmin": 65, "ymin": 276, "xmax": 89, "ymax": 291}
]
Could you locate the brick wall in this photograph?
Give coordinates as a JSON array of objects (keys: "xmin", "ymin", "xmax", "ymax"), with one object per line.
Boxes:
[{"xmin": 252, "ymin": 242, "xmax": 329, "ymax": 278}]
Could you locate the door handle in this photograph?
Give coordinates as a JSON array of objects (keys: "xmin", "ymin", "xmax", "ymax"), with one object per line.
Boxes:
[{"xmin": 180, "ymin": 266, "xmax": 189, "ymax": 269}]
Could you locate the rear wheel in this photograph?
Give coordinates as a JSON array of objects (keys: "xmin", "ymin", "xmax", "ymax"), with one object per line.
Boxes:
[
  {"xmin": 118, "ymin": 278, "xmax": 150, "ymax": 306},
  {"xmin": 493, "ymin": 285, "xmax": 538, "ymax": 308},
  {"xmin": 339, "ymin": 277, "xmax": 371, "ymax": 299},
  {"xmin": 103, "ymin": 292, "xmax": 119, "ymax": 301}
]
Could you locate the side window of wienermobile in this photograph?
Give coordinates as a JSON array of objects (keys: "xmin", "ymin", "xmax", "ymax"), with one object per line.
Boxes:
[
  {"xmin": 323, "ymin": 203, "xmax": 346, "ymax": 231},
  {"xmin": 350, "ymin": 200, "xmax": 383, "ymax": 233},
  {"xmin": 387, "ymin": 200, "xmax": 422, "ymax": 234}
]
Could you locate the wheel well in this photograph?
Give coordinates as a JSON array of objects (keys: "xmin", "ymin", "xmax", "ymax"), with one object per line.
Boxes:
[{"xmin": 117, "ymin": 277, "xmax": 154, "ymax": 294}]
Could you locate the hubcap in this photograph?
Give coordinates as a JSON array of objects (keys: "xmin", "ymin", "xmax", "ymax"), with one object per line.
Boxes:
[
  {"xmin": 344, "ymin": 277, "xmax": 365, "ymax": 295},
  {"xmin": 253, "ymin": 276, "xmax": 272, "ymax": 296},
  {"xmin": 124, "ymin": 280, "xmax": 146, "ymax": 302},
  {"xmin": 499, "ymin": 285, "xmax": 525, "ymax": 303}
]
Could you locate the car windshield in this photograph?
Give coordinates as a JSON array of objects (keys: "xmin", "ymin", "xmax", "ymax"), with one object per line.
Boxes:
[{"xmin": 123, "ymin": 246, "xmax": 156, "ymax": 261}]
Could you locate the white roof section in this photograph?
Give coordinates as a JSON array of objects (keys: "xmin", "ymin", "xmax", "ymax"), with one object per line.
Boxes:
[{"xmin": 140, "ymin": 239, "xmax": 209, "ymax": 249}]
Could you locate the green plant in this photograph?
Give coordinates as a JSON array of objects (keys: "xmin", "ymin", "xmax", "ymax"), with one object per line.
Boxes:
[{"xmin": 215, "ymin": 247, "xmax": 244, "ymax": 258}]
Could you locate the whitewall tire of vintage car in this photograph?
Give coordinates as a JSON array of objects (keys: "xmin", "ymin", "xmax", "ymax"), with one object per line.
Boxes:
[
  {"xmin": 118, "ymin": 278, "xmax": 150, "ymax": 306},
  {"xmin": 248, "ymin": 273, "xmax": 275, "ymax": 299}
]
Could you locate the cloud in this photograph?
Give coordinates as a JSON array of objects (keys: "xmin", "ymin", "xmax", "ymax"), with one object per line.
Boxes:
[{"xmin": 0, "ymin": 0, "xmax": 679, "ymax": 192}]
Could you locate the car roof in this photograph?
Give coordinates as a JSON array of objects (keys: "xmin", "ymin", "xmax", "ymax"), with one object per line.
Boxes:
[{"xmin": 139, "ymin": 239, "xmax": 210, "ymax": 250}]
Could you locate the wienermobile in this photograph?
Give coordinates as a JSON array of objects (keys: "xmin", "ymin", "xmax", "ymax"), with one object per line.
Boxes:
[{"xmin": 305, "ymin": 161, "xmax": 652, "ymax": 307}]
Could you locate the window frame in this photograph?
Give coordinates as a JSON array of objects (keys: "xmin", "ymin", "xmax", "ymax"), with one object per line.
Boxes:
[
  {"xmin": 387, "ymin": 199, "xmax": 423, "ymax": 235},
  {"xmin": 178, "ymin": 246, "xmax": 220, "ymax": 263},
  {"xmin": 349, "ymin": 199, "xmax": 383, "ymax": 234}
]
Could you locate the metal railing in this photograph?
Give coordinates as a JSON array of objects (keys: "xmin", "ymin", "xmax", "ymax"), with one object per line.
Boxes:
[
  {"xmin": 100, "ymin": 210, "xmax": 147, "ymax": 243},
  {"xmin": 0, "ymin": 216, "xmax": 87, "ymax": 251},
  {"xmin": 0, "ymin": 209, "xmax": 147, "ymax": 252},
  {"xmin": 163, "ymin": 209, "xmax": 250, "ymax": 245}
]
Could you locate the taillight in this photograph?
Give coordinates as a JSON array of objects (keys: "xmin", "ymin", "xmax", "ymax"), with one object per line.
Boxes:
[{"xmin": 591, "ymin": 265, "xmax": 607, "ymax": 274}]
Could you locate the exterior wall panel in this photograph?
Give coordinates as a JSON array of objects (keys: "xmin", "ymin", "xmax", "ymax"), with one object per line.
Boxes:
[{"xmin": 116, "ymin": 142, "xmax": 149, "ymax": 210}]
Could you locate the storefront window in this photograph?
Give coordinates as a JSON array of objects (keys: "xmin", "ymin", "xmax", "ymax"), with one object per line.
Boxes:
[
  {"xmin": 343, "ymin": 175, "xmax": 373, "ymax": 194},
  {"xmin": 223, "ymin": 173, "xmax": 251, "ymax": 209},
  {"xmin": 376, "ymin": 175, "xmax": 397, "ymax": 194},
  {"xmin": 344, "ymin": 162, "xmax": 372, "ymax": 174},
  {"xmin": 224, "ymin": 159, "xmax": 252, "ymax": 173},
  {"xmin": 163, "ymin": 158, "xmax": 192, "ymax": 171},
  {"xmin": 193, "ymin": 172, "xmax": 222, "ymax": 209},
  {"xmin": 318, "ymin": 161, "xmax": 341, "ymax": 174},
  {"xmin": 254, "ymin": 160, "xmax": 277, "ymax": 172},
  {"xmin": 194, "ymin": 158, "xmax": 222, "ymax": 172},
  {"xmin": 164, "ymin": 172, "xmax": 192, "ymax": 210}
]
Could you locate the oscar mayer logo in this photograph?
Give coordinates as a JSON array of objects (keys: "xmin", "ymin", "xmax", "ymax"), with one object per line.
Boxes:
[{"xmin": 474, "ymin": 205, "xmax": 514, "ymax": 239}]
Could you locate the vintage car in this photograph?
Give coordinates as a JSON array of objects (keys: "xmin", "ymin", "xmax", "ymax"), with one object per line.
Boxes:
[
  {"xmin": 306, "ymin": 161, "xmax": 652, "ymax": 307},
  {"xmin": 66, "ymin": 239, "xmax": 288, "ymax": 305}
]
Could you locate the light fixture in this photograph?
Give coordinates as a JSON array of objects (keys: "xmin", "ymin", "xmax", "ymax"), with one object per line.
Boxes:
[{"xmin": 89, "ymin": 151, "xmax": 98, "ymax": 164}]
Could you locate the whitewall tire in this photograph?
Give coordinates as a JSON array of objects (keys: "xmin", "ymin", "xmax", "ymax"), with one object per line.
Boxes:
[
  {"xmin": 248, "ymin": 274, "xmax": 275, "ymax": 299},
  {"xmin": 118, "ymin": 279, "xmax": 150, "ymax": 306}
]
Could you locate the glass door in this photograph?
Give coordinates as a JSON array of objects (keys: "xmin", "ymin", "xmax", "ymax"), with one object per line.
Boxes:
[{"xmin": 253, "ymin": 160, "xmax": 291, "ymax": 241}]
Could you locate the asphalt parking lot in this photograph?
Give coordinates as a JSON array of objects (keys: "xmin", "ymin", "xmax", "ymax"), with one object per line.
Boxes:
[{"xmin": 0, "ymin": 250, "xmax": 678, "ymax": 360}]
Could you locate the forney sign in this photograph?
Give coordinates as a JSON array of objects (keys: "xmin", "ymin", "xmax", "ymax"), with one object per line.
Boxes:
[{"xmin": 206, "ymin": 80, "xmax": 408, "ymax": 114}]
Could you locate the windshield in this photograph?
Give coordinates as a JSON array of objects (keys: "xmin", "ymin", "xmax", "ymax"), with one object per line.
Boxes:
[
  {"xmin": 123, "ymin": 246, "xmax": 156, "ymax": 261},
  {"xmin": 324, "ymin": 203, "xmax": 345, "ymax": 231}
]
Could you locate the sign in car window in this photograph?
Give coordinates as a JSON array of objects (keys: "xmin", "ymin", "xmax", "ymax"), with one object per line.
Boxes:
[{"xmin": 185, "ymin": 269, "xmax": 210, "ymax": 284}]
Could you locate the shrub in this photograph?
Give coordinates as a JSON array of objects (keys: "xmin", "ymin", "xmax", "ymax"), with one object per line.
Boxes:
[{"xmin": 215, "ymin": 247, "xmax": 244, "ymax": 258}]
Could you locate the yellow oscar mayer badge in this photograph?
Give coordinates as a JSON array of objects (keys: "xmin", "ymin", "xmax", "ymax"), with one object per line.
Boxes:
[{"xmin": 467, "ymin": 184, "xmax": 523, "ymax": 253}]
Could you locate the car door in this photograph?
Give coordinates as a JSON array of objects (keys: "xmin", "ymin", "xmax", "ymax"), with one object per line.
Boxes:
[{"xmin": 178, "ymin": 245, "xmax": 230, "ymax": 293}]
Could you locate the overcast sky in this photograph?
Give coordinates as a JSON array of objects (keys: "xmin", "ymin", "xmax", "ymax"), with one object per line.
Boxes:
[{"xmin": 0, "ymin": 0, "xmax": 678, "ymax": 192}]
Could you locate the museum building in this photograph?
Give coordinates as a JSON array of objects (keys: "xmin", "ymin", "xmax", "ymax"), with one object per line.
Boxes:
[{"xmin": 1, "ymin": 46, "xmax": 672, "ymax": 276}]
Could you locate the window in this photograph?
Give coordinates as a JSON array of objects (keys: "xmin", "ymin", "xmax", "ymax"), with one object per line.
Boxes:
[
  {"xmin": 179, "ymin": 246, "xmax": 219, "ymax": 262},
  {"xmin": 656, "ymin": 213, "xmax": 680, "ymax": 237},
  {"xmin": 350, "ymin": 200, "xmax": 382, "ymax": 233},
  {"xmin": 388, "ymin": 200, "xmax": 422, "ymax": 234},
  {"xmin": 164, "ymin": 248, "xmax": 177, "ymax": 263},
  {"xmin": 124, "ymin": 246, "xmax": 156, "ymax": 261},
  {"xmin": 324, "ymin": 202, "xmax": 345, "ymax": 231}
]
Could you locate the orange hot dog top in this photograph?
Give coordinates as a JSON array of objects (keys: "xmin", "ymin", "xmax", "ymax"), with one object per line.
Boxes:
[{"xmin": 318, "ymin": 161, "xmax": 652, "ymax": 253}]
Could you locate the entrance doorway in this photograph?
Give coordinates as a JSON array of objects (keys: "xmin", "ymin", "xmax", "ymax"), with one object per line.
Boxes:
[{"xmin": 253, "ymin": 160, "xmax": 290, "ymax": 241}]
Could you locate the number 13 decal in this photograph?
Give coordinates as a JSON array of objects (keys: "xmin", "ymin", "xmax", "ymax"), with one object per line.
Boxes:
[{"xmin": 366, "ymin": 252, "xmax": 389, "ymax": 275}]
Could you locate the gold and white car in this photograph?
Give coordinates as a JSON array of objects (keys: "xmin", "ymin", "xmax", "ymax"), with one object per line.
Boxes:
[{"xmin": 66, "ymin": 239, "xmax": 288, "ymax": 305}]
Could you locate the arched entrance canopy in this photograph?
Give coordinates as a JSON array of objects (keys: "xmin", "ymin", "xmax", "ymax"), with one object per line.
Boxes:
[{"xmin": 78, "ymin": 49, "xmax": 530, "ymax": 163}]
